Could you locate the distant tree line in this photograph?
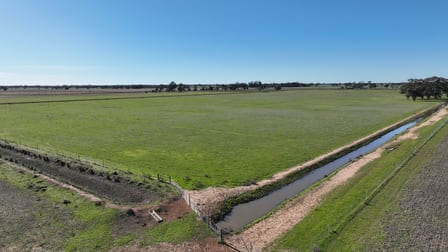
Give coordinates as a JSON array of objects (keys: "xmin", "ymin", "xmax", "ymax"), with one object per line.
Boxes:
[
  {"xmin": 0, "ymin": 81, "xmax": 405, "ymax": 92},
  {"xmin": 400, "ymin": 76, "xmax": 448, "ymax": 101}
]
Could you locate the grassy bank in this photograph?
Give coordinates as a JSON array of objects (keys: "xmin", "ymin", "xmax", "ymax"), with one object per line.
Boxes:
[
  {"xmin": 272, "ymin": 112, "xmax": 447, "ymax": 251},
  {"xmin": 0, "ymin": 89, "xmax": 437, "ymax": 189}
]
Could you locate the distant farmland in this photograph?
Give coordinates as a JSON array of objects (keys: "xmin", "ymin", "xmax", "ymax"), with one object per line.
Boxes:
[{"xmin": 0, "ymin": 89, "xmax": 438, "ymax": 189}]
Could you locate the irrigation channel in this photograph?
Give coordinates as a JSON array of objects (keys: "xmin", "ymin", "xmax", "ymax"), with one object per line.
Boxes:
[{"xmin": 217, "ymin": 118, "xmax": 421, "ymax": 231}]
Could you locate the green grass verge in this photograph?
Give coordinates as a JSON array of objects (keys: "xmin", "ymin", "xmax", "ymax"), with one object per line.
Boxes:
[
  {"xmin": 143, "ymin": 213, "xmax": 213, "ymax": 244},
  {"xmin": 271, "ymin": 115, "xmax": 446, "ymax": 251},
  {"xmin": 0, "ymin": 89, "xmax": 438, "ymax": 189}
]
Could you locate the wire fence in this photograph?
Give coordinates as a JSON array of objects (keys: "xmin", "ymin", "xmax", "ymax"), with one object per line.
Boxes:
[
  {"xmin": 0, "ymin": 137, "xmax": 120, "ymax": 171},
  {"xmin": 169, "ymin": 180, "xmax": 224, "ymax": 241}
]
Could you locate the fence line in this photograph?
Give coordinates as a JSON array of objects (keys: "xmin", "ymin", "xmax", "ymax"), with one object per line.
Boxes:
[
  {"xmin": 0, "ymin": 137, "xmax": 118, "ymax": 170},
  {"xmin": 169, "ymin": 180, "xmax": 224, "ymax": 242}
]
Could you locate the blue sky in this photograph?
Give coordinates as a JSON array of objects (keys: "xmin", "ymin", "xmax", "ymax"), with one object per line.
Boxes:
[{"xmin": 0, "ymin": 0, "xmax": 447, "ymax": 85}]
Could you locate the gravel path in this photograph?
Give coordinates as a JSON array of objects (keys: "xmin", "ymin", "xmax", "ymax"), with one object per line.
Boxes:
[{"xmin": 382, "ymin": 118, "xmax": 448, "ymax": 251}]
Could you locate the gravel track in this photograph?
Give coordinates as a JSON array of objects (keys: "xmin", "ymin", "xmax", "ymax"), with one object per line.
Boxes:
[{"xmin": 382, "ymin": 127, "xmax": 448, "ymax": 251}]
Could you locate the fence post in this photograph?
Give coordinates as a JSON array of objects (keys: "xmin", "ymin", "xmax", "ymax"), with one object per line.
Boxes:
[{"xmin": 168, "ymin": 177, "xmax": 225, "ymax": 242}]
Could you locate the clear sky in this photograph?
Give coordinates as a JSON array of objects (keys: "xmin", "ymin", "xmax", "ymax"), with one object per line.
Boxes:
[{"xmin": 0, "ymin": 0, "xmax": 447, "ymax": 85}]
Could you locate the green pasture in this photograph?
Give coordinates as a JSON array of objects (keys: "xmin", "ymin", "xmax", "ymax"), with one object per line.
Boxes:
[
  {"xmin": 0, "ymin": 89, "xmax": 438, "ymax": 189},
  {"xmin": 271, "ymin": 112, "xmax": 447, "ymax": 251}
]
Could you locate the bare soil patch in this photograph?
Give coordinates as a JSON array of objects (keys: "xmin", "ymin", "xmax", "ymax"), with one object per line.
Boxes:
[
  {"xmin": 110, "ymin": 199, "xmax": 232, "ymax": 252},
  {"xmin": 396, "ymin": 106, "xmax": 447, "ymax": 141},
  {"xmin": 156, "ymin": 197, "xmax": 192, "ymax": 222},
  {"xmin": 114, "ymin": 196, "xmax": 193, "ymax": 236},
  {"xmin": 113, "ymin": 208, "xmax": 158, "ymax": 238}
]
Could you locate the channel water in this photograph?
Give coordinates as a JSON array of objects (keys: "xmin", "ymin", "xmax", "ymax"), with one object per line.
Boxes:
[{"xmin": 217, "ymin": 119, "xmax": 419, "ymax": 231}]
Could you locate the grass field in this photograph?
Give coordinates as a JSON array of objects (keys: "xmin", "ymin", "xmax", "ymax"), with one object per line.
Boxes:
[
  {"xmin": 271, "ymin": 113, "xmax": 447, "ymax": 251},
  {"xmin": 0, "ymin": 89, "xmax": 438, "ymax": 189}
]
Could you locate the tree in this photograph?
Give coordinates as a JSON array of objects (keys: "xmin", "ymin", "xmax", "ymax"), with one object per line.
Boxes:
[
  {"xmin": 167, "ymin": 81, "xmax": 177, "ymax": 92},
  {"xmin": 400, "ymin": 77, "xmax": 448, "ymax": 100},
  {"xmin": 177, "ymin": 83, "xmax": 185, "ymax": 92},
  {"xmin": 248, "ymin": 81, "xmax": 263, "ymax": 90}
]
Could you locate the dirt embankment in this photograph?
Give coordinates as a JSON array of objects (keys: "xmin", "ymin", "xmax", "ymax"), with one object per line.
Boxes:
[{"xmin": 0, "ymin": 141, "xmax": 164, "ymax": 205}]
